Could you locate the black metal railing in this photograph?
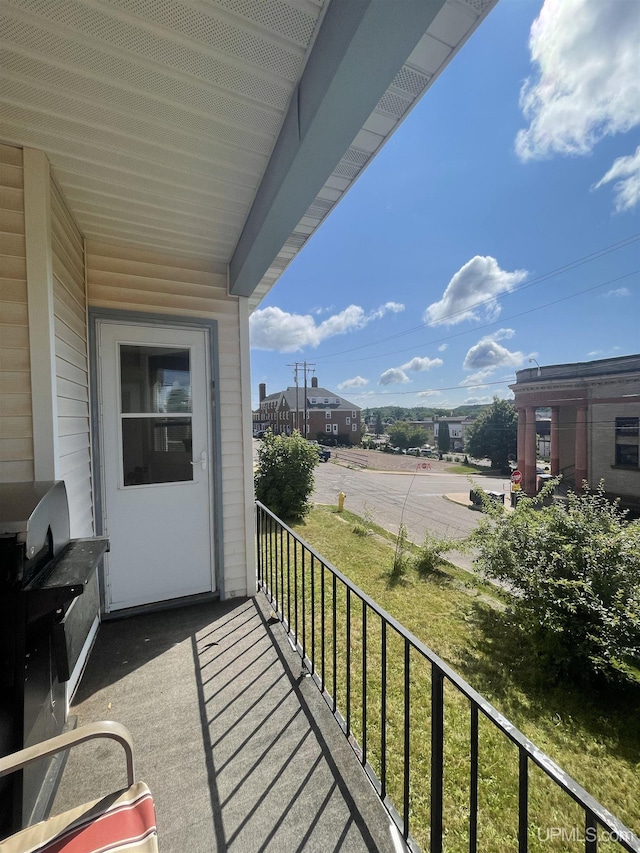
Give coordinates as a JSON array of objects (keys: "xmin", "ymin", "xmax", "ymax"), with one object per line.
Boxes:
[{"xmin": 256, "ymin": 501, "xmax": 639, "ymax": 853}]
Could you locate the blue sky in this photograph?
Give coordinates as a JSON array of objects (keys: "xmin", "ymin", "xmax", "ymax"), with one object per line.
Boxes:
[{"xmin": 250, "ymin": 0, "xmax": 640, "ymax": 411}]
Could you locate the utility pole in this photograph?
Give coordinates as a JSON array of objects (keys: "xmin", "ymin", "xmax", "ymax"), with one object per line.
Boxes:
[
  {"xmin": 303, "ymin": 361, "xmax": 308, "ymax": 437},
  {"xmin": 287, "ymin": 361, "xmax": 315, "ymax": 436}
]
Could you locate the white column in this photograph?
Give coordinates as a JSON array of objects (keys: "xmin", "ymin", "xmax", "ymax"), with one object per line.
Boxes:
[
  {"xmin": 23, "ymin": 148, "xmax": 59, "ymax": 481},
  {"xmin": 238, "ymin": 295, "xmax": 257, "ymax": 597}
]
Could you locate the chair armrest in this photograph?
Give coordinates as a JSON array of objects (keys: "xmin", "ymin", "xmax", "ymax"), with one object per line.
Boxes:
[{"xmin": 0, "ymin": 721, "xmax": 135, "ymax": 788}]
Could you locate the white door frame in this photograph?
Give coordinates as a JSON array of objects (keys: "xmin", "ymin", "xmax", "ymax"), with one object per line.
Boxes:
[{"xmin": 88, "ymin": 310, "xmax": 224, "ymax": 614}]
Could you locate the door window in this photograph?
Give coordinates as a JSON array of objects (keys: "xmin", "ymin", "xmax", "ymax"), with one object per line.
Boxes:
[{"xmin": 119, "ymin": 345, "xmax": 193, "ymax": 485}]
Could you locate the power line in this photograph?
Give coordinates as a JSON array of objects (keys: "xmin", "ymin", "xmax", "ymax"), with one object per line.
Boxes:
[
  {"xmin": 313, "ymin": 234, "xmax": 640, "ymax": 363},
  {"xmin": 319, "ymin": 268, "xmax": 640, "ymax": 367}
]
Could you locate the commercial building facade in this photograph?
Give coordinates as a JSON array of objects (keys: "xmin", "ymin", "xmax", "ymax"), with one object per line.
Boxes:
[{"xmin": 510, "ymin": 354, "xmax": 640, "ymax": 507}]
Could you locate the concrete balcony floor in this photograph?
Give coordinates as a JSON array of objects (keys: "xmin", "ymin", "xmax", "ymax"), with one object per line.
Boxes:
[{"xmin": 52, "ymin": 594, "xmax": 398, "ymax": 852}]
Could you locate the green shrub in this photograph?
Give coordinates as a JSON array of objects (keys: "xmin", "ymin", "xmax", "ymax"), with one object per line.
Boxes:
[
  {"xmin": 254, "ymin": 430, "xmax": 318, "ymax": 522},
  {"xmin": 471, "ymin": 480, "xmax": 640, "ymax": 685},
  {"xmin": 413, "ymin": 531, "xmax": 457, "ymax": 577}
]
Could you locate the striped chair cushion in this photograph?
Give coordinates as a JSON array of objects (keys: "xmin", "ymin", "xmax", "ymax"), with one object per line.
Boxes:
[{"xmin": 2, "ymin": 783, "xmax": 158, "ymax": 853}]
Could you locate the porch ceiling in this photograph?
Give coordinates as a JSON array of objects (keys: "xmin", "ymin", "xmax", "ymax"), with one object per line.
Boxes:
[{"xmin": 1, "ymin": 0, "xmax": 496, "ymax": 308}]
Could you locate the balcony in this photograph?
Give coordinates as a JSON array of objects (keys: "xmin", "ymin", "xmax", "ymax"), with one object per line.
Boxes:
[
  {"xmin": 51, "ymin": 595, "xmax": 398, "ymax": 852},
  {"xmin": 47, "ymin": 503, "xmax": 638, "ymax": 853}
]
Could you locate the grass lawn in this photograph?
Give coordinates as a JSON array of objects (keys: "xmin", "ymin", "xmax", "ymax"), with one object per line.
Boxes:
[{"xmin": 274, "ymin": 505, "xmax": 640, "ymax": 852}]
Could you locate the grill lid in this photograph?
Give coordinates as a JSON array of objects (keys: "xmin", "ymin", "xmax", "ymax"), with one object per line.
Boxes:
[{"xmin": 0, "ymin": 481, "xmax": 70, "ymax": 559}]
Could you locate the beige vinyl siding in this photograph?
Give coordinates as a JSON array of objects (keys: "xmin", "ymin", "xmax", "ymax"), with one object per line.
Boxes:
[
  {"xmin": 0, "ymin": 144, "xmax": 33, "ymax": 482},
  {"xmin": 51, "ymin": 180, "xmax": 93, "ymax": 536},
  {"xmin": 86, "ymin": 240, "xmax": 249, "ymax": 594}
]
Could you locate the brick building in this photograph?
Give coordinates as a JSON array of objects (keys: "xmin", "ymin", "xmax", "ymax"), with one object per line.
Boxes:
[{"xmin": 254, "ymin": 378, "xmax": 361, "ymax": 445}]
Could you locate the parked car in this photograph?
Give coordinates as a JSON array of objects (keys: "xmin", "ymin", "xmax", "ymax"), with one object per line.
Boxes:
[
  {"xmin": 406, "ymin": 447, "xmax": 420, "ymax": 456},
  {"xmin": 308, "ymin": 440, "xmax": 331, "ymax": 462}
]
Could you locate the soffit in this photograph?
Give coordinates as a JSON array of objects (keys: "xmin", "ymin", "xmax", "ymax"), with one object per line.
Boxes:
[
  {"xmin": 1, "ymin": 0, "xmax": 326, "ymax": 263},
  {"xmin": 0, "ymin": 0, "xmax": 497, "ymax": 306}
]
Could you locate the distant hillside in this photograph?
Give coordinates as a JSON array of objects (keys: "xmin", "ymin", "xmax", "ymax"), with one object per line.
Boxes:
[{"xmin": 362, "ymin": 403, "xmax": 491, "ymax": 422}]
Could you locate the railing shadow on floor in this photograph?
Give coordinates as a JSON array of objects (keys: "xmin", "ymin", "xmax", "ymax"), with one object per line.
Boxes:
[
  {"xmin": 256, "ymin": 500, "xmax": 640, "ymax": 853},
  {"xmin": 53, "ymin": 596, "xmax": 398, "ymax": 853}
]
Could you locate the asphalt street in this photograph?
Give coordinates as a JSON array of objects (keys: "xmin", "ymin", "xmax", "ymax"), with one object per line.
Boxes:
[{"xmin": 312, "ymin": 460, "xmax": 510, "ymax": 573}]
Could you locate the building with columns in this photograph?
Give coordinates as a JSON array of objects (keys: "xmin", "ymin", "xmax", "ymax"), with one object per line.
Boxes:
[{"xmin": 510, "ymin": 354, "xmax": 640, "ymax": 508}]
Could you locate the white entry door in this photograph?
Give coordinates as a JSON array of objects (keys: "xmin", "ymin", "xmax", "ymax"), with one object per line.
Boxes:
[{"xmin": 98, "ymin": 322, "xmax": 214, "ymax": 611}]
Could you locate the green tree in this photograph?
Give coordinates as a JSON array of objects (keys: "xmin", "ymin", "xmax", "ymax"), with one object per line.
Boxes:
[
  {"xmin": 254, "ymin": 430, "xmax": 318, "ymax": 522},
  {"xmin": 471, "ymin": 481, "xmax": 640, "ymax": 686},
  {"xmin": 407, "ymin": 426, "xmax": 428, "ymax": 447},
  {"xmin": 437, "ymin": 421, "xmax": 450, "ymax": 453},
  {"xmin": 388, "ymin": 422, "xmax": 411, "ymax": 448},
  {"xmin": 465, "ymin": 397, "xmax": 516, "ymax": 470},
  {"xmin": 388, "ymin": 423, "xmax": 429, "ymax": 450}
]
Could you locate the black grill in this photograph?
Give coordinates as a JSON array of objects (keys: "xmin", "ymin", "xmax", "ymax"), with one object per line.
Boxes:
[{"xmin": 0, "ymin": 481, "xmax": 108, "ymax": 836}]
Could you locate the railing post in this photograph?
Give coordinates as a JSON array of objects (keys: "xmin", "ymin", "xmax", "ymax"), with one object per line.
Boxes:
[
  {"xmin": 294, "ymin": 539, "xmax": 298, "ymax": 641},
  {"xmin": 518, "ymin": 748, "xmax": 528, "ymax": 853},
  {"xmin": 256, "ymin": 506, "xmax": 262, "ymax": 586},
  {"xmin": 469, "ymin": 704, "xmax": 479, "ymax": 853},
  {"xmin": 321, "ymin": 565, "xmax": 326, "ymax": 691},
  {"xmin": 431, "ymin": 665, "xmax": 444, "ymax": 853},
  {"xmin": 301, "ymin": 547, "xmax": 306, "ymax": 659},
  {"xmin": 311, "ymin": 554, "xmax": 316, "ymax": 676},
  {"xmin": 381, "ymin": 619, "xmax": 387, "ymax": 801},
  {"xmin": 268, "ymin": 514, "xmax": 274, "ymax": 602},
  {"xmin": 286, "ymin": 531, "xmax": 291, "ymax": 631},
  {"xmin": 346, "ymin": 588, "xmax": 351, "ymax": 736},
  {"xmin": 362, "ymin": 600, "xmax": 367, "ymax": 767},
  {"xmin": 332, "ymin": 573, "xmax": 337, "ymax": 713},
  {"xmin": 585, "ymin": 811, "xmax": 598, "ymax": 853},
  {"xmin": 404, "ymin": 637, "xmax": 411, "ymax": 841},
  {"xmin": 275, "ymin": 523, "xmax": 281, "ymax": 611}
]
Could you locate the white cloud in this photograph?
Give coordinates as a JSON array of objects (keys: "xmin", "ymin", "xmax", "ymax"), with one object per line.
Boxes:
[
  {"xmin": 416, "ymin": 390, "xmax": 440, "ymax": 398},
  {"xmin": 250, "ymin": 301, "xmax": 404, "ymax": 353},
  {"xmin": 379, "ymin": 368, "xmax": 410, "ymax": 386},
  {"xmin": 371, "ymin": 301, "xmax": 405, "ymax": 319},
  {"xmin": 603, "ymin": 286, "xmax": 632, "ymax": 298},
  {"xmin": 376, "ymin": 355, "xmax": 442, "ymax": 389},
  {"xmin": 492, "ymin": 328, "xmax": 516, "ymax": 341},
  {"xmin": 437, "ymin": 344, "xmax": 448, "ymax": 352},
  {"xmin": 593, "ymin": 146, "xmax": 640, "ymax": 212},
  {"xmin": 463, "ymin": 334, "xmax": 525, "ymax": 371},
  {"xmin": 338, "ymin": 376, "xmax": 369, "ymax": 390},
  {"xmin": 588, "ymin": 346, "xmax": 621, "ymax": 357},
  {"xmin": 516, "ymin": 0, "xmax": 640, "ymax": 161},
  {"xmin": 401, "ymin": 356, "xmax": 443, "ymax": 372},
  {"xmin": 424, "ymin": 257, "xmax": 527, "ymax": 326},
  {"xmin": 464, "ymin": 396, "xmax": 493, "ymax": 405},
  {"xmin": 459, "ymin": 368, "xmax": 494, "ymax": 388}
]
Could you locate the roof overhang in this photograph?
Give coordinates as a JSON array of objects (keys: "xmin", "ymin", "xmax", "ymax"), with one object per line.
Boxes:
[
  {"xmin": 1, "ymin": 0, "xmax": 498, "ymax": 309},
  {"xmin": 229, "ymin": 0, "xmax": 454, "ymax": 298}
]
